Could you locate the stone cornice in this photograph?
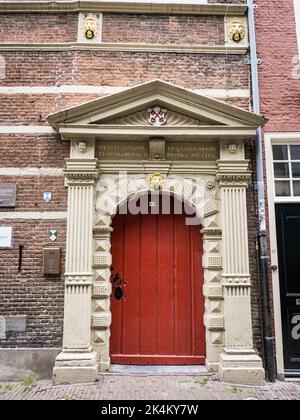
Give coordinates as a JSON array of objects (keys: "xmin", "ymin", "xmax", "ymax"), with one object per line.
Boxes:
[
  {"xmin": 58, "ymin": 125, "xmax": 258, "ymax": 141},
  {"xmin": 0, "ymin": 42, "xmax": 248, "ymax": 55},
  {"xmin": 0, "ymin": 2, "xmax": 248, "ymax": 16}
]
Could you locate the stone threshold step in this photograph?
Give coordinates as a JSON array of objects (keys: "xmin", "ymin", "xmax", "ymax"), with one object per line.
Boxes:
[{"xmin": 106, "ymin": 365, "xmax": 210, "ymax": 375}]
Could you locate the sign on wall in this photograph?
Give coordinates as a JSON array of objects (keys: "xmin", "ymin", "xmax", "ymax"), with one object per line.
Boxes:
[
  {"xmin": 0, "ymin": 227, "xmax": 13, "ymax": 248},
  {"xmin": 0, "ymin": 185, "xmax": 16, "ymax": 207}
]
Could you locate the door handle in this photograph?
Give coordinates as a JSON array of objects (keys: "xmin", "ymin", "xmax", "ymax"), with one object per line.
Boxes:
[
  {"xmin": 110, "ymin": 267, "xmax": 128, "ymax": 300},
  {"xmin": 271, "ymin": 265, "xmax": 278, "ymax": 272}
]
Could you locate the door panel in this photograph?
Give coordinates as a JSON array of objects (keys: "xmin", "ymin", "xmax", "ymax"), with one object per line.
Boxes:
[
  {"xmin": 276, "ymin": 204, "xmax": 300, "ymax": 373},
  {"xmin": 110, "ymin": 195, "xmax": 205, "ymax": 365}
]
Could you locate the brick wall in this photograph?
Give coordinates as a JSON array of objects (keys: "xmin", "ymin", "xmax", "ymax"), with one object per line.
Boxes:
[
  {"xmin": 0, "ymin": 4, "xmax": 259, "ymax": 353},
  {"xmin": 102, "ymin": 14, "xmax": 225, "ymax": 45},
  {"xmin": 0, "ymin": 135, "xmax": 69, "ymax": 167},
  {"xmin": 246, "ymin": 143, "xmax": 264, "ymax": 355},
  {"xmin": 0, "ymin": 219, "xmax": 66, "ymax": 348},
  {"xmin": 0, "ymin": 13, "xmax": 78, "ymax": 43},
  {"xmin": 256, "ymin": 0, "xmax": 300, "ymax": 132},
  {"xmin": 0, "ymin": 51, "xmax": 250, "ymax": 90}
]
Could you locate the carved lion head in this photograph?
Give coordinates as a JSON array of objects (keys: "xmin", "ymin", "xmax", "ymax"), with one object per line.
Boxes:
[{"xmin": 229, "ymin": 20, "xmax": 246, "ymax": 43}]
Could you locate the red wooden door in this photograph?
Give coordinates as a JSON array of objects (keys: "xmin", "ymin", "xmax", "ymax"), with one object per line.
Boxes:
[{"xmin": 110, "ymin": 195, "xmax": 205, "ymax": 365}]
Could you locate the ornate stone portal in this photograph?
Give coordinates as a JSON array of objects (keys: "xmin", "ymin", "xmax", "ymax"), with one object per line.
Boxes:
[{"xmin": 48, "ymin": 80, "xmax": 266, "ymax": 385}]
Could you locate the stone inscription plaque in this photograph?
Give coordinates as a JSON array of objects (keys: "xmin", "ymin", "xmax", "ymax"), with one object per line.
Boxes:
[
  {"xmin": 0, "ymin": 227, "xmax": 13, "ymax": 248},
  {"xmin": 5, "ymin": 316, "xmax": 26, "ymax": 333},
  {"xmin": 43, "ymin": 248, "xmax": 61, "ymax": 275},
  {"xmin": 166, "ymin": 143, "xmax": 219, "ymax": 161},
  {"xmin": 0, "ymin": 185, "xmax": 16, "ymax": 207},
  {"xmin": 98, "ymin": 142, "xmax": 148, "ymax": 160}
]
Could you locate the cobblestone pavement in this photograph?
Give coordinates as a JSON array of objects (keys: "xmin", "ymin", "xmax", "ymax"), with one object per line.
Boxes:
[{"xmin": 0, "ymin": 375, "xmax": 299, "ymax": 400}]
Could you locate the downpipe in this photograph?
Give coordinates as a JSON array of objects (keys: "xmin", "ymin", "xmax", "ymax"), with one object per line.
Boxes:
[{"xmin": 247, "ymin": 0, "xmax": 276, "ymax": 382}]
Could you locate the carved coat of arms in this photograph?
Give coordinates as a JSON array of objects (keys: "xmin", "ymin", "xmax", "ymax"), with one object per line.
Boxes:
[{"xmin": 148, "ymin": 106, "xmax": 167, "ymax": 126}]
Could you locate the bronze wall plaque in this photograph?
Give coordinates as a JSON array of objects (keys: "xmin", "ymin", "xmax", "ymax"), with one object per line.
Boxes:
[
  {"xmin": 166, "ymin": 143, "xmax": 219, "ymax": 161},
  {"xmin": 0, "ymin": 185, "xmax": 16, "ymax": 207},
  {"xmin": 43, "ymin": 248, "xmax": 61, "ymax": 276},
  {"xmin": 98, "ymin": 142, "xmax": 149, "ymax": 160}
]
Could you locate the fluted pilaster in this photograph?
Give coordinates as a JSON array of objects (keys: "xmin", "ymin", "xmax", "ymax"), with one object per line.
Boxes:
[
  {"xmin": 217, "ymin": 156, "xmax": 264, "ymax": 385},
  {"xmin": 53, "ymin": 156, "xmax": 99, "ymax": 384}
]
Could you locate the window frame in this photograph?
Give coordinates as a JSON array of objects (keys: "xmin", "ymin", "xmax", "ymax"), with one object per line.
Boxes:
[{"xmin": 270, "ymin": 138, "xmax": 300, "ymax": 203}]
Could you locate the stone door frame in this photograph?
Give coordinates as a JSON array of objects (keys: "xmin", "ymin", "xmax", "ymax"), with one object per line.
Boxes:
[
  {"xmin": 93, "ymin": 171, "xmax": 222, "ymax": 373},
  {"xmin": 48, "ymin": 80, "xmax": 266, "ymax": 385}
]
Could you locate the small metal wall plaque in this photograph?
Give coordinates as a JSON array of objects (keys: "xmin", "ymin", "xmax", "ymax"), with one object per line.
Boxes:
[
  {"xmin": 48, "ymin": 230, "xmax": 57, "ymax": 242},
  {"xmin": 0, "ymin": 185, "xmax": 16, "ymax": 207},
  {"xmin": 43, "ymin": 192, "xmax": 52, "ymax": 204},
  {"xmin": 5, "ymin": 316, "xmax": 26, "ymax": 333},
  {"xmin": 43, "ymin": 248, "xmax": 61, "ymax": 275},
  {"xmin": 0, "ymin": 227, "xmax": 13, "ymax": 249}
]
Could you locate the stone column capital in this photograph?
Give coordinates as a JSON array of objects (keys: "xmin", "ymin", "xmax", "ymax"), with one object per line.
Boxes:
[
  {"xmin": 64, "ymin": 158, "xmax": 99, "ymax": 186},
  {"xmin": 216, "ymin": 160, "xmax": 251, "ymax": 188}
]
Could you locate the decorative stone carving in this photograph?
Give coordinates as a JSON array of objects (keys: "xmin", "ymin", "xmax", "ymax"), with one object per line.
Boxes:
[
  {"xmin": 205, "ymin": 315, "xmax": 224, "ymax": 331},
  {"xmin": 149, "ymin": 173, "xmax": 165, "ymax": 190},
  {"xmin": 92, "ymin": 313, "xmax": 111, "ymax": 329},
  {"xmin": 93, "ymin": 330, "xmax": 107, "ymax": 344},
  {"xmin": 105, "ymin": 108, "xmax": 208, "ymax": 127},
  {"xmin": 206, "ymin": 180, "xmax": 215, "ymax": 190},
  {"xmin": 225, "ymin": 17, "xmax": 248, "ymax": 47},
  {"xmin": 211, "ymin": 332, "xmax": 224, "ymax": 346},
  {"xmin": 78, "ymin": 13, "xmax": 101, "ymax": 43},
  {"xmin": 228, "ymin": 20, "xmax": 246, "ymax": 43},
  {"xmin": 93, "ymin": 253, "xmax": 112, "ymax": 268},
  {"xmin": 220, "ymin": 142, "xmax": 244, "ymax": 160},
  {"xmin": 204, "ymin": 285, "xmax": 223, "ymax": 299},
  {"xmin": 93, "ymin": 282, "xmax": 112, "ymax": 298},
  {"xmin": 148, "ymin": 106, "xmax": 167, "ymax": 126},
  {"xmin": 70, "ymin": 140, "xmax": 96, "ymax": 160},
  {"xmin": 65, "ymin": 275, "xmax": 93, "ymax": 285}
]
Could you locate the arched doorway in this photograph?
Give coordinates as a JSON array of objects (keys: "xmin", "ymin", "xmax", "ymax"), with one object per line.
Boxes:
[{"xmin": 110, "ymin": 194, "xmax": 205, "ymax": 365}]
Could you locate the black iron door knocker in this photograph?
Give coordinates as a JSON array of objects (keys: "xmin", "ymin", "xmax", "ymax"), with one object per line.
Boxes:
[{"xmin": 110, "ymin": 267, "xmax": 128, "ymax": 300}]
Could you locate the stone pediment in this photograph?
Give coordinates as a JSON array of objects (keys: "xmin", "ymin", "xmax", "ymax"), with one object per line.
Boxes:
[{"xmin": 47, "ymin": 80, "xmax": 267, "ymax": 140}]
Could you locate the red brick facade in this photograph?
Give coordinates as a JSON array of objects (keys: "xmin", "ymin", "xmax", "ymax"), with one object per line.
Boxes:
[
  {"xmin": 0, "ymin": 1, "xmax": 265, "ymax": 359},
  {"xmin": 256, "ymin": 0, "xmax": 299, "ymax": 132}
]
